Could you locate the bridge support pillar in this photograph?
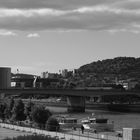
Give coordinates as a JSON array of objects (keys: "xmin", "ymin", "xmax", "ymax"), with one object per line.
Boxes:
[{"xmin": 67, "ymin": 96, "xmax": 85, "ymax": 112}]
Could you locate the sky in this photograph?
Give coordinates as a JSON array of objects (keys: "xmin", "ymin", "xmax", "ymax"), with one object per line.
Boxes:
[{"xmin": 0, "ymin": 0, "xmax": 140, "ymax": 75}]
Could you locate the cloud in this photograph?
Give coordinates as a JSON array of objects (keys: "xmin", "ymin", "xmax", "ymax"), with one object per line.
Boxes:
[
  {"xmin": 0, "ymin": 30, "xmax": 17, "ymax": 36},
  {"xmin": 0, "ymin": 0, "xmax": 117, "ymax": 9},
  {"xmin": 0, "ymin": 0, "xmax": 140, "ymax": 33},
  {"xmin": 111, "ymin": 0, "xmax": 140, "ymax": 10},
  {"xmin": 27, "ymin": 33, "xmax": 40, "ymax": 38}
]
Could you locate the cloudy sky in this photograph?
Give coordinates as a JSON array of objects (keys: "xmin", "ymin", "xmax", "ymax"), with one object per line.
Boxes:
[{"xmin": 0, "ymin": 0, "xmax": 140, "ymax": 75}]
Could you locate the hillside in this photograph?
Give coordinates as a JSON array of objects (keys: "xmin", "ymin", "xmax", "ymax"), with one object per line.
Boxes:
[{"xmin": 78, "ymin": 57, "xmax": 140, "ymax": 78}]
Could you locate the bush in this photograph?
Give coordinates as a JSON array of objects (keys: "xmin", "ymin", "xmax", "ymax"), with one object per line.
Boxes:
[{"xmin": 46, "ymin": 117, "xmax": 60, "ymax": 131}]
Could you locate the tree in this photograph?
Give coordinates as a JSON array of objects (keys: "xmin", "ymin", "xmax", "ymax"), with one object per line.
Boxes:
[
  {"xmin": 12, "ymin": 99, "xmax": 26, "ymax": 122},
  {"xmin": 46, "ymin": 117, "xmax": 60, "ymax": 131},
  {"xmin": 0, "ymin": 103, "xmax": 6, "ymax": 121},
  {"xmin": 24, "ymin": 101, "xmax": 34, "ymax": 121},
  {"xmin": 31, "ymin": 105, "xmax": 52, "ymax": 129},
  {"xmin": 4, "ymin": 98, "xmax": 14, "ymax": 120}
]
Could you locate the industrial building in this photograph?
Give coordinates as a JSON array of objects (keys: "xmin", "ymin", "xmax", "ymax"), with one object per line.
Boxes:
[{"xmin": 0, "ymin": 67, "xmax": 11, "ymax": 89}]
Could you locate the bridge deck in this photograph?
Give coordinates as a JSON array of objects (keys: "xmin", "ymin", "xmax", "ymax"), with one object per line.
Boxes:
[{"xmin": 0, "ymin": 88, "xmax": 140, "ymax": 97}]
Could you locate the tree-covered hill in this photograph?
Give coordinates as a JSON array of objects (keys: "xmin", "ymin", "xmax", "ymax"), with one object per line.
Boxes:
[{"xmin": 78, "ymin": 57, "xmax": 140, "ymax": 78}]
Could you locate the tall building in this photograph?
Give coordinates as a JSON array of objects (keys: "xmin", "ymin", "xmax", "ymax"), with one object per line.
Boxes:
[
  {"xmin": 0, "ymin": 67, "xmax": 11, "ymax": 89},
  {"xmin": 41, "ymin": 71, "xmax": 49, "ymax": 78},
  {"xmin": 61, "ymin": 69, "xmax": 68, "ymax": 77}
]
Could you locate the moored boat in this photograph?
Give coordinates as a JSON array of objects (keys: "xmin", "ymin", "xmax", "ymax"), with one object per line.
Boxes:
[{"xmin": 81, "ymin": 115, "xmax": 114, "ymax": 132}]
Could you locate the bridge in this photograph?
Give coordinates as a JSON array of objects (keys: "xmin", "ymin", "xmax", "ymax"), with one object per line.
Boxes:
[
  {"xmin": 0, "ymin": 88, "xmax": 140, "ymax": 112},
  {"xmin": 0, "ymin": 88, "xmax": 140, "ymax": 96}
]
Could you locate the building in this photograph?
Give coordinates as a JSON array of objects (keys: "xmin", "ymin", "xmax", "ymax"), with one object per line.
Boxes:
[
  {"xmin": 12, "ymin": 73, "xmax": 60, "ymax": 89},
  {"xmin": 41, "ymin": 71, "xmax": 59, "ymax": 79},
  {"xmin": 116, "ymin": 79, "xmax": 138, "ymax": 90},
  {"xmin": 0, "ymin": 67, "xmax": 11, "ymax": 89},
  {"xmin": 41, "ymin": 72, "xmax": 49, "ymax": 78},
  {"xmin": 61, "ymin": 69, "xmax": 68, "ymax": 77}
]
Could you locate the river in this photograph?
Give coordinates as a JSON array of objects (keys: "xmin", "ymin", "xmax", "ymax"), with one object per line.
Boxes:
[{"xmin": 45, "ymin": 106, "xmax": 140, "ymax": 131}]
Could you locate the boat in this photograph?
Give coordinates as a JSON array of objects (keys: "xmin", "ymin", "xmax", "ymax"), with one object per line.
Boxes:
[
  {"xmin": 81, "ymin": 115, "xmax": 114, "ymax": 132},
  {"xmin": 57, "ymin": 116, "xmax": 79, "ymax": 129}
]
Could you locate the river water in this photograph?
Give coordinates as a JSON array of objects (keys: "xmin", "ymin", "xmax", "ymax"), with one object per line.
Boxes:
[{"xmin": 45, "ymin": 106, "xmax": 140, "ymax": 131}]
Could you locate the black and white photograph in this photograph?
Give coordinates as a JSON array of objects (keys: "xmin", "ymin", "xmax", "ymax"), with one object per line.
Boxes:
[{"xmin": 0, "ymin": 0, "xmax": 140, "ymax": 140}]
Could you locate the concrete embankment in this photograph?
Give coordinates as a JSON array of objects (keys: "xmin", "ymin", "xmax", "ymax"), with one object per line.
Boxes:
[
  {"xmin": 0, "ymin": 123, "xmax": 123, "ymax": 140},
  {"xmin": 0, "ymin": 127, "xmax": 31, "ymax": 140}
]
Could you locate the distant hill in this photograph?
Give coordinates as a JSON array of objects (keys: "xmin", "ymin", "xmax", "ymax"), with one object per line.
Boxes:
[{"xmin": 78, "ymin": 57, "xmax": 140, "ymax": 78}]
